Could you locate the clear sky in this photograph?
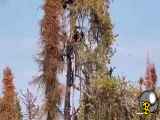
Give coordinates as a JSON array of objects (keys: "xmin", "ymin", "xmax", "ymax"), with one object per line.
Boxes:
[
  {"xmin": 0, "ymin": 0, "xmax": 160, "ymax": 93},
  {"xmin": 110, "ymin": 0, "xmax": 160, "ymax": 84}
]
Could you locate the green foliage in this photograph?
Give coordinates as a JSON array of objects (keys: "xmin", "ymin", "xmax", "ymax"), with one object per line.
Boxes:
[
  {"xmin": 69, "ymin": 0, "xmax": 115, "ymax": 74},
  {"xmin": 16, "ymin": 97, "xmax": 23, "ymax": 120},
  {"xmin": 92, "ymin": 77, "xmax": 118, "ymax": 90},
  {"xmin": 67, "ymin": 1, "xmax": 117, "ymax": 119},
  {"xmin": 78, "ymin": 77, "xmax": 139, "ymax": 120}
]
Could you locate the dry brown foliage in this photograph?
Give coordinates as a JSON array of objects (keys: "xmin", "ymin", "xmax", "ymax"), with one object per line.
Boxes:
[
  {"xmin": 140, "ymin": 62, "xmax": 157, "ymax": 91},
  {"xmin": 0, "ymin": 67, "xmax": 19, "ymax": 120},
  {"xmin": 37, "ymin": 0, "xmax": 64, "ymax": 119}
]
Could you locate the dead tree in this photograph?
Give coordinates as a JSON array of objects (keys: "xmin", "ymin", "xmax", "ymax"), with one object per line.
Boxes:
[
  {"xmin": 20, "ymin": 89, "xmax": 39, "ymax": 120},
  {"xmin": 64, "ymin": 43, "xmax": 74, "ymax": 120}
]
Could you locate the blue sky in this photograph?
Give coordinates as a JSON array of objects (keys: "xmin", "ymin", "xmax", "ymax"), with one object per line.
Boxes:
[
  {"xmin": 0, "ymin": 0, "xmax": 160, "ymax": 93},
  {"xmin": 110, "ymin": 0, "xmax": 160, "ymax": 83},
  {"xmin": 0, "ymin": 0, "xmax": 43, "ymax": 92}
]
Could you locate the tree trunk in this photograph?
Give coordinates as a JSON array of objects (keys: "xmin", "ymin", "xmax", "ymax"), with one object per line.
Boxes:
[{"xmin": 64, "ymin": 45, "xmax": 74, "ymax": 120}]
